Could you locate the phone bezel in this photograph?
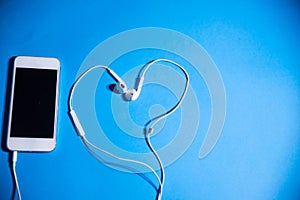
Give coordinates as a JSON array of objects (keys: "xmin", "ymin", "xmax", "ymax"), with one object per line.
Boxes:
[{"xmin": 6, "ymin": 56, "xmax": 60, "ymax": 152}]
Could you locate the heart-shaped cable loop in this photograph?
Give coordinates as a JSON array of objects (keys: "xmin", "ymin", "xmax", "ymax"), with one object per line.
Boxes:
[{"xmin": 68, "ymin": 59, "xmax": 189, "ymax": 200}]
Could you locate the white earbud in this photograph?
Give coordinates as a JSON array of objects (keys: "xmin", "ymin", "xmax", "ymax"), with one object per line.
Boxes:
[
  {"xmin": 123, "ymin": 88, "xmax": 137, "ymax": 101},
  {"xmin": 107, "ymin": 68, "xmax": 145, "ymax": 101},
  {"xmin": 123, "ymin": 77, "xmax": 144, "ymax": 101},
  {"xmin": 114, "ymin": 81, "xmax": 128, "ymax": 94},
  {"xmin": 106, "ymin": 68, "xmax": 128, "ymax": 93}
]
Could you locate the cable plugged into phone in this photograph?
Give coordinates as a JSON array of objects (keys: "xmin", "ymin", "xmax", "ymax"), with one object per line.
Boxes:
[{"xmin": 12, "ymin": 151, "xmax": 22, "ymax": 200}]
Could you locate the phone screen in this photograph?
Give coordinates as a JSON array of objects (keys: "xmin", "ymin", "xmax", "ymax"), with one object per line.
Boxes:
[{"xmin": 10, "ymin": 67, "xmax": 58, "ymax": 138}]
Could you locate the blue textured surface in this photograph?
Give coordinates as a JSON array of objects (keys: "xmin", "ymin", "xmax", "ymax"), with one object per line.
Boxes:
[{"xmin": 0, "ymin": 0, "xmax": 300, "ymax": 199}]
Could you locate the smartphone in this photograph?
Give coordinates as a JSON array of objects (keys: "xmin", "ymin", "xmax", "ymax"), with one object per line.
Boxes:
[{"xmin": 6, "ymin": 56, "xmax": 60, "ymax": 152}]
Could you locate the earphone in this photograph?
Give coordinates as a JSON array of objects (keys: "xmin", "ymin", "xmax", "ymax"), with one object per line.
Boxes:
[
  {"xmin": 68, "ymin": 58, "xmax": 189, "ymax": 200},
  {"xmin": 107, "ymin": 68, "xmax": 144, "ymax": 101}
]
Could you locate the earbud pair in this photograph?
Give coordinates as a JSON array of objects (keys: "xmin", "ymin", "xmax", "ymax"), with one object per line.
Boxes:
[{"xmin": 107, "ymin": 68, "xmax": 144, "ymax": 101}]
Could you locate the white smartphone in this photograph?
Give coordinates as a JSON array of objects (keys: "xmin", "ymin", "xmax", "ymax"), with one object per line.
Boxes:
[{"xmin": 6, "ymin": 56, "xmax": 60, "ymax": 152}]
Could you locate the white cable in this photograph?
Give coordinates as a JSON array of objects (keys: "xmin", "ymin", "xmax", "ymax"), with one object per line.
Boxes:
[
  {"xmin": 80, "ymin": 135, "xmax": 162, "ymax": 185},
  {"xmin": 140, "ymin": 59, "xmax": 190, "ymax": 129},
  {"xmin": 140, "ymin": 59, "xmax": 190, "ymax": 200},
  {"xmin": 68, "ymin": 65, "xmax": 162, "ymax": 189},
  {"xmin": 69, "ymin": 65, "xmax": 108, "ymax": 111},
  {"xmin": 145, "ymin": 131, "xmax": 165, "ymax": 200},
  {"xmin": 12, "ymin": 151, "xmax": 22, "ymax": 200}
]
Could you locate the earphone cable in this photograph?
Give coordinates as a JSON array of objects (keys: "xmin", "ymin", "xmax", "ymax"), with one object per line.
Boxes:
[
  {"xmin": 12, "ymin": 151, "xmax": 22, "ymax": 200},
  {"xmin": 80, "ymin": 135, "xmax": 162, "ymax": 185},
  {"xmin": 68, "ymin": 65, "xmax": 162, "ymax": 187},
  {"xmin": 141, "ymin": 59, "xmax": 190, "ymax": 200},
  {"xmin": 140, "ymin": 59, "xmax": 190, "ymax": 129},
  {"xmin": 145, "ymin": 131, "xmax": 165, "ymax": 200},
  {"xmin": 69, "ymin": 65, "xmax": 108, "ymax": 111}
]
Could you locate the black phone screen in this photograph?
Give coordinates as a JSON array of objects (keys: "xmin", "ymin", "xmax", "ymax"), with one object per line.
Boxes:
[{"xmin": 10, "ymin": 68, "xmax": 58, "ymax": 138}]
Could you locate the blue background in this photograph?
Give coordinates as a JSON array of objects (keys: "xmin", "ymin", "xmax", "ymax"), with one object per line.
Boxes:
[{"xmin": 0, "ymin": 0, "xmax": 300, "ymax": 199}]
